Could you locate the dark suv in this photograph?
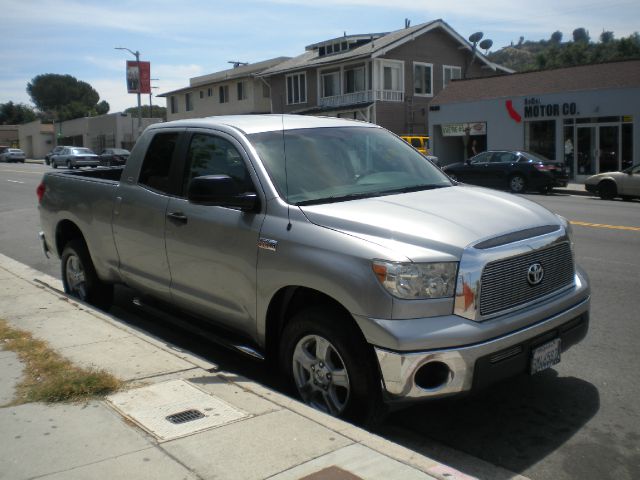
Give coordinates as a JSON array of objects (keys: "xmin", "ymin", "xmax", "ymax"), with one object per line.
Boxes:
[{"xmin": 442, "ymin": 150, "xmax": 568, "ymax": 193}]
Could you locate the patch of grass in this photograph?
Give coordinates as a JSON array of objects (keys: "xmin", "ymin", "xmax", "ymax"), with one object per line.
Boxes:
[{"xmin": 0, "ymin": 319, "xmax": 122, "ymax": 405}]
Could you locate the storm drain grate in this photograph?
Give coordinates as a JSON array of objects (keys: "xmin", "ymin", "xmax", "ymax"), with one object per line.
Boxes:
[{"xmin": 166, "ymin": 409, "xmax": 205, "ymax": 425}]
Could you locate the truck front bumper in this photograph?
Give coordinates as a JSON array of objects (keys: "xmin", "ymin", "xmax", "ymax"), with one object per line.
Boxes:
[{"xmin": 370, "ymin": 272, "xmax": 590, "ymax": 403}]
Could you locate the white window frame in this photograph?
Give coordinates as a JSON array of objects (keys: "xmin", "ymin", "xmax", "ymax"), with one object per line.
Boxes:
[
  {"xmin": 286, "ymin": 72, "xmax": 307, "ymax": 105},
  {"xmin": 379, "ymin": 59, "xmax": 404, "ymax": 92},
  {"xmin": 443, "ymin": 65, "xmax": 462, "ymax": 88},
  {"xmin": 344, "ymin": 65, "xmax": 366, "ymax": 94},
  {"xmin": 320, "ymin": 69, "xmax": 340, "ymax": 98},
  {"xmin": 413, "ymin": 61, "xmax": 433, "ymax": 97}
]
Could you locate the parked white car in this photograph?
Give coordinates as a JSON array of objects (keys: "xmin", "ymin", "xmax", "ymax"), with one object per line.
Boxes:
[
  {"xmin": 585, "ymin": 164, "xmax": 640, "ymax": 200},
  {"xmin": 0, "ymin": 147, "xmax": 26, "ymax": 163}
]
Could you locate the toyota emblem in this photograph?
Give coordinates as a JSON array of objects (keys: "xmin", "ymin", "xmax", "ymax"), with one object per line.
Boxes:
[{"xmin": 527, "ymin": 263, "xmax": 544, "ymax": 286}]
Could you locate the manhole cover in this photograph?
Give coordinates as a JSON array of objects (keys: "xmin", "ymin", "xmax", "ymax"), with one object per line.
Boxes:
[{"xmin": 108, "ymin": 379, "xmax": 249, "ymax": 441}]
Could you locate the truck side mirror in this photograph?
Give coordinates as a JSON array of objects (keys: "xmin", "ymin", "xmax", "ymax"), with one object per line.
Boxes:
[{"xmin": 187, "ymin": 175, "xmax": 259, "ymax": 212}]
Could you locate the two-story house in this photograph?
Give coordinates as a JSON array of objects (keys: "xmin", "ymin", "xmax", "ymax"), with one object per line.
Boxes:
[
  {"xmin": 159, "ymin": 57, "xmax": 290, "ymax": 121},
  {"xmin": 259, "ymin": 19, "xmax": 511, "ymax": 135}
]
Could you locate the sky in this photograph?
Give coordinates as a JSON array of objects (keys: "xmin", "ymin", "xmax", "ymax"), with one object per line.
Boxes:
[{"xmin": 1, "ymin": 0, "xmax": 638, "ymax": 113}]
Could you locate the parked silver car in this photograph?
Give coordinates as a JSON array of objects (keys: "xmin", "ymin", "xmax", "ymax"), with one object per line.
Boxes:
[
  {"xmin": 50, "ymin": 147, "xmax": 99, "ymax": 169},
  {"xmin": 0, "ymin": 147, "xmax": 26, "ymax": 163},
  {"xmin": 585, "ymin": 164, "xmax": 640, "ymax": 200}
]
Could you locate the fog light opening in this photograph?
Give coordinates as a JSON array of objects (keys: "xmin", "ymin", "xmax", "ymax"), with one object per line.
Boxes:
[{"xmin": 414, "ymin": 361, "xmax": 452, "ymax": 390}]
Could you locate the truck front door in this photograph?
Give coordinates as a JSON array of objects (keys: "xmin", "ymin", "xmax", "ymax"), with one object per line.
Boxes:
[{"xmin": 164, "ymin": 130, "xmax": 265, "ymax": 336}]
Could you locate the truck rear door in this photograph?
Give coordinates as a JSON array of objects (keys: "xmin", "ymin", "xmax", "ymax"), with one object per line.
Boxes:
[
  {"xmin": 112, "ymin": 129, "xmax": 185, "ymax": 300},
  {"xmin": 164, "ymin": 129, "xmax": 265, "ymax": 335}
]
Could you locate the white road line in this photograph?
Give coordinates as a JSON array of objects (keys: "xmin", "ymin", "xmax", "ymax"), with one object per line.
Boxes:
[{"xmin": 7, "ymin": 179, "xmax": 25, "ymax": 184}]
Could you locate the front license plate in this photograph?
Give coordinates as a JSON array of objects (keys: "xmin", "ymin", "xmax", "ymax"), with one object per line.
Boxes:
[{"xmin": 530, "ymin": 338, "xmax": 561, "ymax": 375}]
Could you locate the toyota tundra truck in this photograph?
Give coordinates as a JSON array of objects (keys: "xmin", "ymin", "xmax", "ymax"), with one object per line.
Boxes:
[{"xmin": 38, "ymin": 115, "xmax": 590, "ymax": 423}]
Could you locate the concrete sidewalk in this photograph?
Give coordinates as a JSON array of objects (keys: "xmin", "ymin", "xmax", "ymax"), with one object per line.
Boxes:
[{"xmin": 0, "ymin": 254, "xmax": 508, "ymax": 480}]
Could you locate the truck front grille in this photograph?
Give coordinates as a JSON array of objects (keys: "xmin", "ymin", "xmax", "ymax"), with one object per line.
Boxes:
[{"xmin": 479, "ymin": 242, "xmax": 574, "ymax": 316}]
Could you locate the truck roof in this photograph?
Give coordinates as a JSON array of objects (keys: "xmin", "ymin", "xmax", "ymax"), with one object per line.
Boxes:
[{"xmin": 150, "ymin": 114, "xmax": 378, "ymax": 135}]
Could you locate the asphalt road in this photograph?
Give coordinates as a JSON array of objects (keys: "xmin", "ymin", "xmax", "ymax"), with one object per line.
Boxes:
[{"xmin": 2, "ymin": 162, "xmax": 639, "ymax": 480}]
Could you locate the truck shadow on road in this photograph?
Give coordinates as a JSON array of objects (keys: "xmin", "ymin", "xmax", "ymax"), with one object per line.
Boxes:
[{"xmin": 377, "ymin": 369, "xmax": 600, "ymax": 477}]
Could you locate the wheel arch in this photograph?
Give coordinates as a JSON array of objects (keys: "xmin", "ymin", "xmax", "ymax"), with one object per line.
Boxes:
[
  {"xmin": 264, "ymin": 286, "xmax": 365, "ymax": 361},
  {"xmin": 55, "ymin": 219, "xmax": 86, "ymax": 258}
]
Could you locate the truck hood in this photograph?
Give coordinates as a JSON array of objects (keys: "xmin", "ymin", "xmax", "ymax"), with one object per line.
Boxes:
[{"xmin": 299, "ymin": 185, "xmax": 561, "ymax": 261}]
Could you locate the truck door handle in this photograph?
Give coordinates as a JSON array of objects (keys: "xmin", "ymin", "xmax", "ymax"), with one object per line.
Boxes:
[{"xmin": 167, "ymin": 211, "xmax": 188, "ymax": 224}]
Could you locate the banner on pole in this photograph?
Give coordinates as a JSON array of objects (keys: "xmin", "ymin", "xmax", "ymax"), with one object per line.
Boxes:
[{"xmin": 126, "ymin": 61, "xmax": 151, "ymax": 94}]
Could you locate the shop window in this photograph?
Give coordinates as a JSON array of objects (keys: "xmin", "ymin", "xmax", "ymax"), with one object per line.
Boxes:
[
  {"xmin": 524, "ymin": 120, "xmax": 555, "ymax": 160},
  {"xmin": 622, "ymin": 123, "xmax": 633, "ymax": 170},
  {"xmin": 563, "ymin": 126, "xmax": 575, "ymax": 178}
]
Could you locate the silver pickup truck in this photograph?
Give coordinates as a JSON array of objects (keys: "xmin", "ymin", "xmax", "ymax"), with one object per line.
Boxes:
[{"xmin": 38, "ymin": 115, "xmax": 590, "ymax": 423}]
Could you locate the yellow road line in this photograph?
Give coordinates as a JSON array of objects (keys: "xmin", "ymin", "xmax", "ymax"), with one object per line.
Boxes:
[{"xmin": 570, "ymin": 221, "xmax": 640, "ymax": 232}]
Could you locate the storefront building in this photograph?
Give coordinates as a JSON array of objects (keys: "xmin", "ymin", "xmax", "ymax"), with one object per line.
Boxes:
[{"xmin": 428, "ymin": 60, "xmax": 640, "ymax": 182}]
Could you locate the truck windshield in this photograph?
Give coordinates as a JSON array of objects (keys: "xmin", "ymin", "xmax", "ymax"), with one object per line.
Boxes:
[{"xmin": 248, "ymin": 127, "xmax": 451, "ymax": 205}]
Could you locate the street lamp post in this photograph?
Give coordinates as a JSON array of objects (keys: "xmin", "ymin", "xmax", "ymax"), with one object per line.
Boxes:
[
  {"xmin": 150, "ymin": 78, "xmax": 159, "ymax": 118},
  {"xmin": 115, "ymin": 47, "xmax": 142, "ymax": 137}
]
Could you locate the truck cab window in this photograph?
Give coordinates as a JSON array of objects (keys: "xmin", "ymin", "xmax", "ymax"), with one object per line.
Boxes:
[
  {"xmin": 138, "ymin": 132, "xmax": 179, "ymax": 194},
  {"xmin": 183, "ymin": 134, "xmax": 253, "ymax": 194}
]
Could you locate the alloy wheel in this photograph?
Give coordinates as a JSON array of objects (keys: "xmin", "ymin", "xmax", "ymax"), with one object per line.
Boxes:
[
  {"xmin": 65, "ymin": 254, "xmax": 87, "ymax": 300},
  {"xmin": 291, "ymin": 334, "xmax": 350, "ymax": 416}
]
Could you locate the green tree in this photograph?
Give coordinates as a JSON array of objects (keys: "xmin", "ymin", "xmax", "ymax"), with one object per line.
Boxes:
[
  {"xmin": 600, "ymin": 31, "xmax": 614, "ymax": 44},
  {"xmin": 124, "ymin": 105, "xmax": 167, "ymax": 120},
  {"xmin": 96, "ymin": 100, "xmax": 110, "ymax": 115},
  {"xmin": 550, "ymin": 31, "xmax": 563, "ymax": 44},
  {"xmin": 572, "ymin": 27, "xmax": 590, "ymax": 43},
  {"xmin": 0, "ymin": 101, "xmax": 37, "ymax": 125},
  {"xmin": 26, "ymin": 74, "xmax": 109, "ymax": 121}
]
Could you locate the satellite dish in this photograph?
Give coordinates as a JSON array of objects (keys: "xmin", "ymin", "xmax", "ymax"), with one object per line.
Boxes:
[
  {"xmin": 468, "ymin": 32, "xmax": 484, "ymax": 43},
  {"xmin": 479, "ymin": 39, "xmax": 493, "ymax": 51}
]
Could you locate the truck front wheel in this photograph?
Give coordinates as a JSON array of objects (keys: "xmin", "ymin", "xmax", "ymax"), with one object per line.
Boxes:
[
  {"xmin": 61, "ymin": 239, "xmax": 113, "ymax": 310},
  {"xmin": 280, "ymin": 306, "xmax": 382, "ymax": 424}
]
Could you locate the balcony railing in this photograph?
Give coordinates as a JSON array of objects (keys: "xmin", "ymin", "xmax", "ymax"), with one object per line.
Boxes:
[{"xmin": 318, "ymin": 89, "xmax": 403, "ymax": 108}]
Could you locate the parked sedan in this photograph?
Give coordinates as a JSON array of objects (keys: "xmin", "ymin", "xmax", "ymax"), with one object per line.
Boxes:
[
  {"xmin": 0, "ymin": 148, "xmax": 26, "ymax": 163},
  {"xmin": 442, "ymin": 150, "xmax": 568, "ymax": 193},
  {"xmin": 50, "ymin": 147, "xmax": 99, "ymax": 169},
  {"xmin": 585, "ymin": 164, "xmax": 640, "ymax": 200},
  {"xmin": 45, "ymin": 145, "xmax": 73, "ymax": 166},
  {"xmin": 98, "ymin": 148, "xmax": 130, "ymax": 166}
]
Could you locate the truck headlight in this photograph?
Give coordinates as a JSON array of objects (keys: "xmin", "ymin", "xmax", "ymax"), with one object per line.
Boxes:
[
  {"xmin": 372, "ymin": 261, "xmax": 458, "ymax": 299},
  {"xmin": 557, "ymin": 215, "xmax": 573, "ymax": 243}
]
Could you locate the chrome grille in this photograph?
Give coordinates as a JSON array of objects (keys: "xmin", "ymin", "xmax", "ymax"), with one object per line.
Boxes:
[{"xmin": 480, "ymin": 242, "xmax": 574, "ymax": 316}]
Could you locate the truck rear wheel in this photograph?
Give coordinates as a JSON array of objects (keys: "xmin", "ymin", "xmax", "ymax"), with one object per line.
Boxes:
[
  {"xmin": 61, "ymin": 239, "xmax": 113, "ymax": 310},
  {"xmin": 280, "ymin": 305, "xmax": 383, "ymax": 424}
]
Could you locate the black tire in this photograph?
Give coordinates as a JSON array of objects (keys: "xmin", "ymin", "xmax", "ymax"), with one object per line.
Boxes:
[
  {"xmin": 509, "ymin": 174, "xmax": 526, "ymax": 193},
  {"xmin": 61, "ymin": 239, "xmax": 113, "ymax": 310},
  {"xmin": 280, "ymin": 305, "xmax": 383, "ymax": 425},
  {"xmin": 66, "ymin": 160, "xmax": 72, "ymax": 169},
  {"xmin": 598, "ymin": 181, "xmax": 617, "ymax": 200}
]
